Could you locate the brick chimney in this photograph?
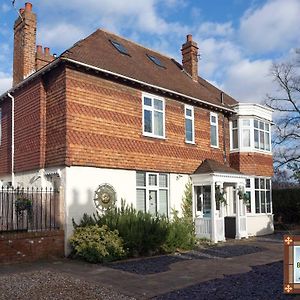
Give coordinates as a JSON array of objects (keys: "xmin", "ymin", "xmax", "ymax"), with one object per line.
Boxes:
[
  {"xmin": 35, "ymin": 46, "xmax": 55, "ymax": 71},
  {"xmin": 181, "ymin": 34, "xmax": 199, "ymax": 82},
  {"xmin": 13, "ymin": 2, "xmax": 37, "ymax": 86}
]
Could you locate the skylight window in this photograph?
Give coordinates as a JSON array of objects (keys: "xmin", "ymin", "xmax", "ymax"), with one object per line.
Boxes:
[
  {"xmin": 147, "ymin": 54, "xmax": 165, "ymax": 68},
  {"xmin": 110, "ymin": 39, "xmax": 130, "ymax": 56}
]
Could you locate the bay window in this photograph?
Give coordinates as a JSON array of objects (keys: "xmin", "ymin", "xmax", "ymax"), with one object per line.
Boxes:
[{"xmin": 254, "ymin": 178, "xmax": 271, "ymax": 214}]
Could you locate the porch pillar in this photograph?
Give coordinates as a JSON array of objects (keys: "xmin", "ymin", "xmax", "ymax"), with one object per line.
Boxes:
[
  {"xmin": 235, "ymin": 183, "xmax": 241, "ymax": 239},
  {"xmin": 211, "ymin": 181, "xmax": 217, "ymax": 243}
]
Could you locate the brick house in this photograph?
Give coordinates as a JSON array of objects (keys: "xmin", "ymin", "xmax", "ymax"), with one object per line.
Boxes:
[{"xmin": 0, "ymin": 3, "xmax": 273, "ymax": 250}]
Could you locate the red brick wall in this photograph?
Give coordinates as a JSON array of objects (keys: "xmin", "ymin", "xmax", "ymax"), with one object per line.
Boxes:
[
  {"xmin": 65, "ymin": 68, "xmax": 230, "ymax": 174},
  {"xmin": 230, "ymin": 152, "xmax": 273, "ymax": 177},
  {"xmin": 0, "ymin": 230, "xmax": 64, "ymax": 264},
  {"xmin": 0, "ymin": 98, "xmax": 12, "ymax": 176}
]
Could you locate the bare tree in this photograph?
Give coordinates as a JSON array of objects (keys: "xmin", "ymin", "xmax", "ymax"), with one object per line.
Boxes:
[{"xmin": 266, "ymin": 58, "xmax": 300, "ymax": 181}]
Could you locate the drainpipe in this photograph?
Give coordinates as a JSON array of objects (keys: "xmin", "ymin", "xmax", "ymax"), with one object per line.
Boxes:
[
  {"xmin": 221, "ymin": 92, "xmax": 227, "ymax": 164},
  {"xmin": 7, "ymin": 93, "xmax": 15, "ymax": 187}
]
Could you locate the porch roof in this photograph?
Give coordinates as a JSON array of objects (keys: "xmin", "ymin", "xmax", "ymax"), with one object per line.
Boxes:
[{"xmin": 193, "ymin": 159, "xmax": 243, "ymax": 175}]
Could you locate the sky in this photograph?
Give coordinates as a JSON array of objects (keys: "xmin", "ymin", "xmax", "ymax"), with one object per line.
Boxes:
[{"xmin": 0, "ymin": 0, "xmax": 300, "ymax": 102}]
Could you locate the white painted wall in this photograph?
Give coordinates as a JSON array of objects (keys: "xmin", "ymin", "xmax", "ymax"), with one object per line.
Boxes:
[{"xmin": 247, "ymin": 214, "xmax": 274, "ymax": 236}]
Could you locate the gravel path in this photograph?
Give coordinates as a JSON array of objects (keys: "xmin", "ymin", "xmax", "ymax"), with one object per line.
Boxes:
[
  {"xmin": 0, "ymin": 270, "xmax": 134, "ymax": 300},
  {"xmin": 154, "ymin": 261, "xmax": 296, "ymax": 300}
]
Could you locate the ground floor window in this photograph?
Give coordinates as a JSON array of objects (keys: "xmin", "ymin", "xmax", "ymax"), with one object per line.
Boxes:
[
  {"xmin": 254, "ymin": 178, "xmax": 271, "ymax": 213},
  {"xmin": 136, "ymin": 172, "xmax": 169, "ymax": 216}
]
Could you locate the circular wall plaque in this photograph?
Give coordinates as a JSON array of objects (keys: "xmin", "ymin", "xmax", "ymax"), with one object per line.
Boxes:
[{"xmin": 93, "ymin": 184, "xmax": 116, "ymax": 210}]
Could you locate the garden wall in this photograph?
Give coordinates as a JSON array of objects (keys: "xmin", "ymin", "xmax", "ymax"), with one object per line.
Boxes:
[{"xmin": 0, "ymin": 230, "xmax": 64, "ymax": 264}]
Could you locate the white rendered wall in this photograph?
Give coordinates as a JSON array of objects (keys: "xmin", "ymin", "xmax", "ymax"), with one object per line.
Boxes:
[{"xmin": 246, "ymin": 214, "xmax": 274, "ymax": 236}]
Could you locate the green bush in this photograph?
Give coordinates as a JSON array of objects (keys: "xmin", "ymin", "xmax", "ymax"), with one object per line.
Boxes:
[
  {"xmin": 73, "ymin": 201, "xmax": 169, "ymax": 256},
  {"xmin": 162, "ymin": 211, "xmax": 195, "ymax": 253},
  {"xmin": 69, "ymin": 225, "xmax": 126, "ymax": 263}
]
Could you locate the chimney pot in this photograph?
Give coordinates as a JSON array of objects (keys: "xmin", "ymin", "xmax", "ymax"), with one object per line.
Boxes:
[
  {"xmin": 36, "ymin": 45, "xmax": 42, "ymax": 53},
  {"xmin": 187, "ymin": 34, "xmax": 193, "ymax": 42},
  {"xmin": 44, "ymin": 47, "xmax": 50, "ymax": 55},
  {"xmin": 25, "ymin": 2, "xmax": 32, "ymax": 12},
  {"xmin": 19, "ymin": 8, "xmax": 25, "ymax": 14}
]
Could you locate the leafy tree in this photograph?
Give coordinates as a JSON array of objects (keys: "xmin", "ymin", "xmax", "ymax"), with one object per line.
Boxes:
[
  {"xmin": 181, "ymin": 179, "xmax": 193, "ymax": 221},
  {"xmin": 266, "ymin": 56, "xmax": 300, "ymax": 181}
]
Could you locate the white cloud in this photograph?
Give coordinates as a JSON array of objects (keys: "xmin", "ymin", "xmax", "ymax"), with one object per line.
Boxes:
[
  {"xmin": 197, "ymin": 22, "xmax": 234, "ymax": 38},
  {"xmin": 0, "ymin": 72, "xmax": 12, "ymax": 94},
  {"xmin": 240, "ymin": 0, "xmax": 300, "ymax": 54},
  {"xmin": 221, "ymin": 59, "xmax": 274, "ymax": 103}
]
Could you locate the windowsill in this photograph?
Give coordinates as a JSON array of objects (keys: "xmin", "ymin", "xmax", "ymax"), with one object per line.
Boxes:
[
  {"xmin": 247, "ymin": 213, "xmax": 273, "ymax": 216},
  {"xmin": 142, "ymin": 132, "xmax": 166, "ymax": 140},
  {"xmin": 230, "ymin": 149, "xmax": 272, "ymax": 155},
  {"xmin": 211, "ymin": 145, "xmax": 219, "ymax": 149},
  {"xmin": 185, "ymin": 140, "xmax": 196, "ymax": 145}
]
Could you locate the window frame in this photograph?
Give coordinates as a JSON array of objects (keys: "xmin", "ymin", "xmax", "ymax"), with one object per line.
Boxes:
[
  {"xmin": 254, "ymin": 177, "xmax": 272, "ymax": 214},
  {"xmin": 184, "ymin": 105, "xmax": 195, "ymax": 144},
  {"xmin": 142, "ymin": 93, "xmax": 166, "ymax": 139},
  {"xmin": 136, "ymin": 171, "xmax": 169, "ymax": 216},
  {"xmin": 210, "ymin": 112, "xmax": 219, "ymax": 148},
  {"xmin": 230, "ymin": 119, "xmax": 239, "ymax": 150}
]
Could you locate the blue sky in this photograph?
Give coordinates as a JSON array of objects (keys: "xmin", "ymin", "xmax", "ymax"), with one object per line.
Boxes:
[{"xmin": 0, "ymin": 0, "xmax": 300, "ymax": 102}]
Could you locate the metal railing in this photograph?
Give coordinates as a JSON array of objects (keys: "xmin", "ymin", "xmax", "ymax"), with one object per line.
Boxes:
[{"xmin": 0, "ymin": 187, "xmax": 60, "ymax": 232}]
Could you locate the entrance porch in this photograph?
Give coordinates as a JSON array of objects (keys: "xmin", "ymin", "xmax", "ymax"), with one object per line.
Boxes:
[{"xmin": 191, "ymin": 159, "xmax": 248, "ymax": 243}]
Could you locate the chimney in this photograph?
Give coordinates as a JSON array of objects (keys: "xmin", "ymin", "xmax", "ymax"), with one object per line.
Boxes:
[
  {"xmin": 13, "ymin": 2, "xmax": 37, "ymax": 86},
  {"xmin": 181, "ymin": 34, "xmax": 199, "ymax": 82},
  {"xmin": 35, "ymin": 46, "xmax": 55, "ymax": 71}
]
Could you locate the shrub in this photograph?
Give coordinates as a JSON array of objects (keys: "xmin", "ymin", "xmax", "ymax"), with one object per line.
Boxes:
[
  {"xmin": 73, "ymin": 201, "xmax": 169, "ymax": 256},
  {"xmin": 162, "ymin": 211, "xmax": 196, "ymax": 253},
  {"xmin": 69, "ymin": 225, "xmax": 126, "ymax": 263}
]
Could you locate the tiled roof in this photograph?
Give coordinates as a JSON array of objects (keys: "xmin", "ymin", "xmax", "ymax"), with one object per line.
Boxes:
[
  {"xmin": 194, "ymin": 159, "xmax": 243, "ymax": 175},
  {"xmin": 61, "ymin": 29, "xmax": 237, "ymax": 109}
]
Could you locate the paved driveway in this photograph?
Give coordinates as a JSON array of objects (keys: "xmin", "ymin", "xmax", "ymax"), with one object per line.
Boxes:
[{"xmin": 0, "ymin": 234, "xmax": 295, "ymax": 299}]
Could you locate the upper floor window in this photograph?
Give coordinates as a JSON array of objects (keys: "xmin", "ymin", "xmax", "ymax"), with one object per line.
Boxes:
[
  {"xmin": 232, "ymin": 120, "xmax": 238, "ymax": 149},
  {"xmin": 254, "ymin": 120, "xmax": 270, "ymax": 151},
  {"xmin": 136, "ymin": 172, "xmax": 169, "ymax": 216},
  {"xmin": 185, "ymin": 105, "xmax": 194, "ymax": 144},
  {"xmin": 0, "ymin": 108, "xmax": 2, "ymax": 146},
  {"xmin": 210, "ymin": 112, "xmax": 218, "ymax": 147},
  {"xmin": 142, "ymin": 93, "xmax": 165, "ymax": 138}
]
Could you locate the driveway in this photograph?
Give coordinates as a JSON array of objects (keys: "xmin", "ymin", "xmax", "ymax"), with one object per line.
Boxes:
[{"xmin": 0, "ymin": 234, "xmax": 295, "ymax": 299}]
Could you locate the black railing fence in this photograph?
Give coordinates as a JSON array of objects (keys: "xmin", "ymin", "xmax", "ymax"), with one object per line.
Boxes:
[{"xmin": 0, "ymin": 187, "xmax": 60, "ymax": 232}]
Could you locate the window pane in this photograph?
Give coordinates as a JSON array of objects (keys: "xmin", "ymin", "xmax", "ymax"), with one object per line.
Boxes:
[
  {"xmin": 136, "ymin": 189, "xmax": 146, "ymax": 212},
  {"xmin": 136, "ymin": 172, "xmax": 146, "ymax": 186},
  {"xmin": 259, "ymin": 121, "xmax": 264, "ymax": 130},
  {"xmin": 266, "ymin": 179, "xmax": 270, "ymax": 190},
  {"xmin": 254, "ymin": 120, "xmax": 258, "ymax": 128},
  {"xmin": 261, "ymin": 191, "xmax": 266, "ymax": 213},
  {"xmin": 255, "ymin": 191, "xmax": 260, "ymax": 213},
  {"xmin": 265, "ymin": 132, "xmax": 270, "ymax": 151},
  {"xmin": 265, "ymin": 123, "xmax": 270, "ymax": 131},
  {"xmin": 203, "ymin": 186, "xmax": 211, "ymax": 217},
  {"xmin": 246, "ymin": 179, "xmax": 251, "ymax": 188},
  {"xmin": 233, "ymin": 120, "xmax": 238, "ymax": 128},
  {"xmin": 159, "ymin": 174, "xmax": 168, "ymax": 188},
  {"xmin": 186, "ymin": 108, "xmax": 192, "ymax": 117},
  {"xmin": 144, "ymin": 109, "xmax": 152, "ymax": 133},
  {"xmin": 154, "ymin": 99, "xmax": 163, "ymax": 110},
  {"xmin": 149, "ymin": 190, "xmax": 157, "ymax": 215},
  {"xmin": 254, "ymin": 129, "xmax": 259, "ymax": 149},
  {"xmin": 243, "ymin": 119, "xmax": 250, "ymax": 126},
  {"xmin": 159, "ymin": 190, "xmax": 168, "ymax": 215},
  {"xmin": 242, "ymin": 129, "xmax": 250, "ymax": 147},
  {"xmin": 196, "ymin": 187, "xmax": 202, "ymax": 212},
  {"xmin": 260, "ymin": 178, "xmax": 265, "ymax": 189},
  {"xmin": 255, "ymin": 178, "xmax": 259, "ymax": 189},
  {"xmin": 211, "ymin": 115, "xmax": 216, "ymax": 123},
  {"xmin": 246, "ymin": 191, "xmax": 251, "ymax": 213},
  {"xmin": 154, "ymin": 111, "xmax": 163, "ymax": 136},
  {"xmin": 144, "ymin": 97, "xmax": 152, "ymax": 106},
  {"xmin": 186, "ymin": 118, "xmax": 193, "ymax": 142},
  {"xmin": 149, "ymin": 174, "xmax": 157, "ymax": 186},
  {"xmin": 260, "ymin": 131, "xmax": 265, "ymax": 150},
  {"xmin": 266, "ymin": 191, "xmax": 271, "ymax": 213},
  {"xmin": 232, "ymin": 129, "xmax": 238, "ymax": 148},
  {"xmin": 211, "ymin": 125, "xmax": 217, "ymax": 146}
]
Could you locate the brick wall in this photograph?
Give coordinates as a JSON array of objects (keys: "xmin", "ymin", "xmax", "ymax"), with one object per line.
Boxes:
[
  {"xmin": 65, "ymin": 67, "xmax": 230, "ymax": 174},
  {"xmin": 230, "ymin": 152, "xmax": 273, "ymax": 177},
  {"xmin": 0, "ymin": 98, "xmax": 12, "ymax": 176},
  {"xmin": 0, "ymin": 230, "xmax": 64, "ymax": 264}
]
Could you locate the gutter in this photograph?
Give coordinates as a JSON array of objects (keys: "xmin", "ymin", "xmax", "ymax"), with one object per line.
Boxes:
[{"xmin": 7, "ymin": 93, "xmax": 15, "ymax": 187}]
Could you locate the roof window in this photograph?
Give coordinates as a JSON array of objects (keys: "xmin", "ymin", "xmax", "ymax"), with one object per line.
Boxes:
[
  {"xmin": 110, "ymin": 40, "xmax": 130, "ymax": 56},
  {"xmin": 147, "ymin": 54, "xmax": 165, "ymax": 68}
]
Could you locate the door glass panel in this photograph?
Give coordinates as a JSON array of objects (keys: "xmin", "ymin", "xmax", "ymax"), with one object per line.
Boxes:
[
  {"xmin": 203, "ymin": 186, "xmax": 211, "ymax": 217},
  {"xmin": 149, "ymin": 190, "xmax": 157, "ymax": 215},
  {"xmin": 196, "ymin": 187, "xmax": 202, "ymax": 212}
]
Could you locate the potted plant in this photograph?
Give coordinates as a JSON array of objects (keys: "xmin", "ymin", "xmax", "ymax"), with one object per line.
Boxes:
[
  {"xmin": 238, "ymin": 188, "xmax": 250, "ymax": 205},
  {"xmin": 215, "ymin": 185, "xmax": 227, "ymax": 209}
]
